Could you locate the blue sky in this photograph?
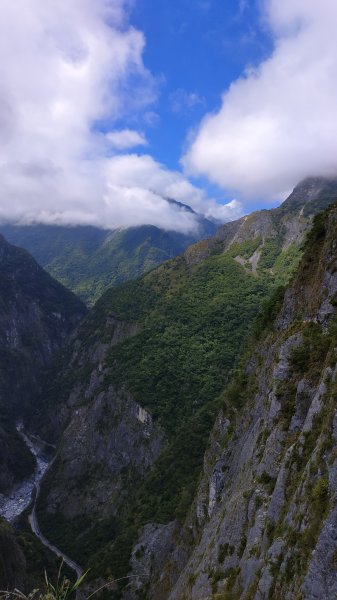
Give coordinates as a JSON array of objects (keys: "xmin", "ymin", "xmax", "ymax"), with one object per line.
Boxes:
[
  {"xmin": 1, "ymin": 1, "xmax": 337, "ymax": 230},
  {"xmin": 131, "ymin": 0, "xmax": 273, "ymax": 204}
]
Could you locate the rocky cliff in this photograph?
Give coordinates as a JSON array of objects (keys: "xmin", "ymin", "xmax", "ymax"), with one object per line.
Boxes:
[
  {"xmin": 0, "ymin": 234, "xmax": 86, "ymax": 493},
  {"xmin": 29, "ymin": 178, "xmax": 337, "ymax": 598},
  {"xmin": 138, "ymin": 202, "xmax": 337, "ymax": 599},
  {"xmin": 36, "ymin": 315, "xmax": 165, "ymax": 568}
]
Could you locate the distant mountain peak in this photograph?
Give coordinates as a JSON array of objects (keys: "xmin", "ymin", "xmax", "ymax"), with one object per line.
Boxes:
[
  {"xmin": 164, "ymin": 197, "xmax": 196, "ymax": 214},
  {"xmin": 0, "ymin": 209, "xmax": 216, "ymax": 305},
  {"xmin": 280, "ymin": 176, "xmax": 337, "ymax": 215}
]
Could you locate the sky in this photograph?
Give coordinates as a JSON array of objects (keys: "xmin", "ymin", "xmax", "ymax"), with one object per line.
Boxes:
[{"xmin": 0, "ymin": 0, "xmax": 337, "ymax": 232}]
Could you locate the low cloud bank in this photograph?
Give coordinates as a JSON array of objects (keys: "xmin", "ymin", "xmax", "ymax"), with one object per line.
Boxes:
[{"xmin": 0, "ymin": 0, "xmax": 240, "ymax": 233}]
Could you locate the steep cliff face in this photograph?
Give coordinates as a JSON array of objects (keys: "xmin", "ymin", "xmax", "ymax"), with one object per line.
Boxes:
[
  {"xmin": 0, "ymin": 234, "xmax": 86, "ymax": 493},
  {"xmin": 145, "ymin": 202, "xmax": 337, "ymax": 599},
  {"xmin": 35, "ymin": 218, "xmax": 274, "ymax": 581},
  {"xmin": 35, "ymin": 315, "xmax": 165, "ymax": 569},
  {"xmin": 28, "ymin": 178, "xmax": 337, "ymax": 594}
]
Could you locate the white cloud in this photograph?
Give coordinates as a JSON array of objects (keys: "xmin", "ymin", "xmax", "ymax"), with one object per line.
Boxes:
[
  {"xmin": 0, "ymin": 0, "xmax": 238, "ymax": 233},
  {"xmin": 183, "ymin": 0, "xmax": 337, "ymax": 201},
  {"xmin": 0, "ymin": 0, "xmax": 153, "ymax": 162},
  {"xmin": 106, "ymin": 129, "xmax": 148, "ymax": 149},
  {"xmin": 102, "ymin": 154, "xmax": 243, "ymax": 226}
]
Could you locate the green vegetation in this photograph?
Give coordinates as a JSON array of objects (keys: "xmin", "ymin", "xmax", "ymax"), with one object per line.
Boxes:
[
  {"xmin": 106, "ymin": 254, "xmax": 269, "ymax": 432},
  {"xmin": 36, "ymin": 512, "xmax": 118, "ymax": 566},
  {"xmin": 0, "ymin": 566, "xmax": 89, "ymax": 600},
  {"xmin": 257, "ymin": 472, "xmax": 277, "ymax": 495},
  {"xmin": 0, "ymin": 518, "xmax": 63, "ymax": 592},
  {"xmin": 98, "ymin": 251, "xmax": 274, "ymax": 533},
  {"xmin": 37, "ymin": 222, "xmax": 310, "ymax": 593},
  {"xmin": 271, "ymin": 243, "xmax": 302, "ymax": 285},
  {"xmin": 1, "ymin": 220, "xmax": 215, "ymax": 306},
  {"xmin": 3, "ymin": 186, "xmax": 337, "ymax": 598},
  {"xmin": 271, "ymin": 321, "xmax": 337, "ymax": 585},
  {"xmin": 192, "ymin": 206, "xmax": 337, "ymax": 595},
  {"xmin": 226, "ymin": 237, "xmax": 262, "ymax": 260},
  {"xmin": 71, "ymin": 249, "xmax": 276, "ymax": 586},
  {"xmin": 290, "ymin": 321, "xmax": 334, "ymax": 382},
  {"xmin": 258, "ymin": 237, "xmax": 282, "ymax": 269},
  {"xmin": 252, "ymin": 285, "xmax": 286, "ymax": 336},
  {"xmin": 39, "ymin": 237, "xmax": 288, "ymax": 588},
  {"xmin": 35, "ymin": 198, "xmax": 330, "ymax": 592},
  {"xmin": 210, "ymin": 568, "xmax": 225, "ymax": 593},
  {"xmin": 311, "ymin": 476, "xmax": 329, "ymax": 504},
  {"xmin": 218, "ymin": 543, "xmax": 235, "ymax": 563},
  {"xmin": 210, "ymin": 566, "xmax": 241, "ymax": 598}
]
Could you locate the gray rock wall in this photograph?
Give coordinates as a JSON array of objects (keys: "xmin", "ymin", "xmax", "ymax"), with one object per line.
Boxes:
[{"xmin": 141, "ymin": 202, "xmax": 337, "ymax": 600}]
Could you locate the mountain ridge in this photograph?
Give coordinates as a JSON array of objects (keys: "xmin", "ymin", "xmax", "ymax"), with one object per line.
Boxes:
[
  {"xmin": 150, "ymin": 200, "xmax": 337, "ymax": 600},
  {"xmin": 0, "ymin": 197, "xmax": 216, "ymax": 306},
  {"xmin": 185, "ymin": 176, "xmax": 337, "ymax": 266},
  {"xmin": 2, "ymin": 177, "xmax": 337, "ymax": 597},
  {"xmin": 25, "ymin": 177, "xmax": 337, "ymax": 597}
]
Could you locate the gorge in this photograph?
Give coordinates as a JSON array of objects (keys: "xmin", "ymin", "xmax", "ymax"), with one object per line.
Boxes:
[{"xmin": 1, "ymin": 178, "xmax": 337, "ymax": 599}]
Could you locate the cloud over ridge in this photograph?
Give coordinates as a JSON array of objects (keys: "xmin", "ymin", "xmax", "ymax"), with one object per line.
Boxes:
[
  {"xmin": 0, "ymin": 0, "xmax": 238, "ymax": 232},
  {"xmin": 183, "ymin": 0, "xmax": 337, "ymax": 201}
]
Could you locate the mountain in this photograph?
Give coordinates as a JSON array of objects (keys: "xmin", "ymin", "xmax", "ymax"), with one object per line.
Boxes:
[
  {"xmin": 0, "ymin": 234, "xmax": 86, "ymax": 494},
  {"xmin": 0, "ymin": 199, "xmax": 216, "ymax": 306},
  {"xmin": 185, "ymin": 176, "xmax": 337, "ymax": 268},
  {"xmin": 28, "ymin": 177, "xmax": 337, "ymax": 597},
  {"xmin": 281, "ymin": 175, "xmax": 337, "ymax": 214},
  {"xmin": 150, "ymin": 199, "xmax": 337, "ymax": 600}
]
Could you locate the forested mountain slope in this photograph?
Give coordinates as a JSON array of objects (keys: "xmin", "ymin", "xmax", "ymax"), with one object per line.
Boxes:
[
  {"xmin": 0, "ymin": 200, "xmax": 216, "ymax": 305},
  {"xmin": 185, "ymin": 176, "xmax": 337, "ymax": 269},
  {"xmin": 153, "ymin": 200, "xmax": 337, "ymax": 600},
  {"xmin": 31, "ymin": 177, "xmax": 337, "ymax": 598}
]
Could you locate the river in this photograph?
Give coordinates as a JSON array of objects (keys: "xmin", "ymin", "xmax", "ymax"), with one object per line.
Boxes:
[{"xmin": 0, "ymin": 423, "xmax": 83, "ymax": 579}]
